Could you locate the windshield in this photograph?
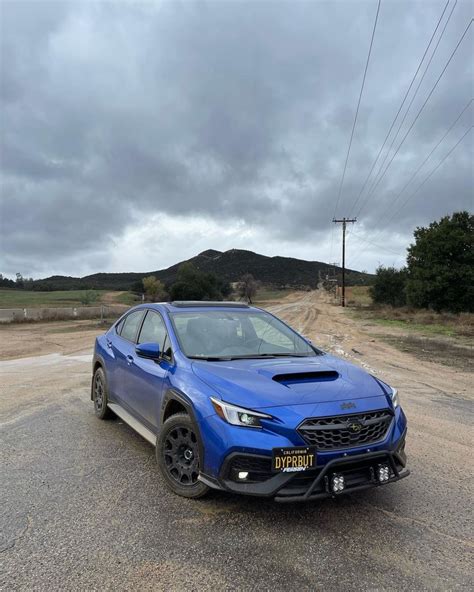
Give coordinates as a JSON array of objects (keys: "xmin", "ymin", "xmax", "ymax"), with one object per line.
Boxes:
[{"xmin": 170, "ymin": 310, "xmax": 319, "ymax": 360}]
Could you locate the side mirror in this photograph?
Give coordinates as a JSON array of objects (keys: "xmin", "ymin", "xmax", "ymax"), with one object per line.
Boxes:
[{"xmin": 135, "ymin": 342, "xmax": 161, "ymax": 360}]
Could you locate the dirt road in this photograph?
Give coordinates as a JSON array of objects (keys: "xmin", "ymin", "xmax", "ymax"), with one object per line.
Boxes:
[{"xmin": 1, "ymin": 292, "xmax": 472, "ymax": 591}]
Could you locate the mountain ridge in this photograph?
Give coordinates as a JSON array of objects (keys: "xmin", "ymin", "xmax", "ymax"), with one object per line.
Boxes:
[{"xmin": 32, "ymin": 248, "xmax": 372, "ymax": 290}]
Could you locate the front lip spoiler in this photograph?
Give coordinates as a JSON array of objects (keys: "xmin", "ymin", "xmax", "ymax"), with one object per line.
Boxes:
[{"xmin": 198, "ymin": 444, "xmax": 409, "ymax": 502}]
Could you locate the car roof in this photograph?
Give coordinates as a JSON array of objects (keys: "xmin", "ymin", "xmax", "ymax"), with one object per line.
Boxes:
[
  {"xmin": 171, "ymin": 300, "xmax": 249, "ymax": 308},
  {"xmin": 128, "ymin": 301, "xmax": 260, "ymax": 314},
  {"xmin": 164, "ymin": 301, "xmax": 255, "ymax": 312}
]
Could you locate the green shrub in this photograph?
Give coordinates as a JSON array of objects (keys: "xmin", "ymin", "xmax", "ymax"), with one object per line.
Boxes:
[{"xmin": 370, "ymin": 266, "xmax": 407, "ymax": 307}]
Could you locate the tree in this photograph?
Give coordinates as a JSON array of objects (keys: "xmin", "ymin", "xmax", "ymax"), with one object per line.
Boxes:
[
  {"xmin": 215, "ymin": 276, "xmax": 232, "ymax": 298},
  {"xmin": 0, "ymin": 274, "xmax": 15, "ymax": 288},
  {"xmin": 80, "ymin": 290, "xmax": 99, "ymax": 305},
  {"xmin": 370, "ymin": 266, "xmax": 407, "ymax": 307},
  {"xmin": 169, "ymin": 263, "xmax": 226, "ymax": 301},
  {"xmin": 142, "ymin": 276, "xmax": 168, "ymax": 302},
  {"xmin": 131, "ymin": 280, "xmax": 145, "ymax": 295},
  {"xmin": 406, "ymin": 211, "xmax": 474, "ymax": 313},
  {"xmin": 237, "ymin": 273, "xmax": 259, "ymax": 304}
]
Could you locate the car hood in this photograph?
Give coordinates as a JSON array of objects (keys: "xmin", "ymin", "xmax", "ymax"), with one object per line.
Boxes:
[{"xmin": 192, "ymin": 354, "xmax": 389, "ymax": 409}]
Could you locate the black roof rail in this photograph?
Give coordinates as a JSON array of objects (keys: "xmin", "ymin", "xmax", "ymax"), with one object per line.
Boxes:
[{"xmin": 170, "ymin": 301, "xmax": 249, "ymax": 308}]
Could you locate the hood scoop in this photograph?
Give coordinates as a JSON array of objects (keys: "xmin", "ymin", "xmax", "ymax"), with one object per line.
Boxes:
[{"xmin": 273, "ymin": 371, "xmax": 339, "ymax": 388}]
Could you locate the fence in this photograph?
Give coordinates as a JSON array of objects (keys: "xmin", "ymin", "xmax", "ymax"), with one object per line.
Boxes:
[{"xmin": 0, "ymin": 304, "xmax": 130, "ymax": 324}]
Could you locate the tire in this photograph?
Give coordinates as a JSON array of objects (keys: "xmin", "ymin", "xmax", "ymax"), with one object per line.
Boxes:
[
  {"xmin": 156, "ymin": 413, "xmax": 209, "ymax": 499},
  {"xmin": 92, "ymin": 367, "xmax": 114, "ymax": 420}
]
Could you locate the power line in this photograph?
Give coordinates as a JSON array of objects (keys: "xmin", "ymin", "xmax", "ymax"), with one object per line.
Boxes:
[
  {"xmin": 381, "ymin": 98, "xmax": 472, "ymax": 215},
  {"xmin": 332, "ymin": 0, "xmax": 381, "ymax": 221},
  {"xmin": 380, "ymin": 126, "xmax": 473, "ymax": 231},
  {"xmin": 350, "ymin": 125, "xmax": 472, "ymax": 268},
  {"xmin": 356, "ymin": 0, "xmax": 458, "ymax": 217},
  {"xmin": 348, "ymin": 0, "xmax": 451, "ymax": 217},
  {"xmin": 349, "ymin": 230, "xmax": 405, "ymax": 257},
  {"xmin": 355, "ymin": 16, "xmax": 473, "ymax": 218}
]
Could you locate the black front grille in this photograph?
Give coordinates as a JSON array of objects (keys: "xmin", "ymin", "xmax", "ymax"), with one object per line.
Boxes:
[
  {"xmin": 298, "ymin": 410, "xmax": 393, "ymax": 450},
  {"xmin": 230, "ymin": 455, "xmax": 272, "ymax": 473}
]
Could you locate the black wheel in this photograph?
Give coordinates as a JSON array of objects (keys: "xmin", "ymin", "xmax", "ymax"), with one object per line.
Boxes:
[
  {"xmin": 156, "ymin": 413, "xmax": 209, "ymax": 499},
  {"xmin": 92, "ymin": 367, "xmax": 114, "ymax": 420}
]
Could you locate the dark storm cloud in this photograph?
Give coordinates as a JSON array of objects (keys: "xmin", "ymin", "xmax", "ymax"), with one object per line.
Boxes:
[{"xmin": 0, "ymin": 0, "xmax": 472, "ymax": 276}]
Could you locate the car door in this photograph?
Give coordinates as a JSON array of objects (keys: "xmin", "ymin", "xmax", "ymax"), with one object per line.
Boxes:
[
  {"xmin": 124, "ymin": 310, "xmax": 170, "ymax": 430},
  {"xmin": 111, "ymin": 309, "xmax": 145, "ymax": 409}
]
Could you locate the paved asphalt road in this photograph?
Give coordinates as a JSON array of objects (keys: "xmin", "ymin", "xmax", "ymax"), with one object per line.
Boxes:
[{"xmin": 1, "ymin": 296, "xmax": 472, "ymax": 591}]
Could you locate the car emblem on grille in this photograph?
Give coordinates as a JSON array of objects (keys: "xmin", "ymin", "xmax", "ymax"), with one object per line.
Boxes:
[
  {"xmin": 340, "ymin": 402, "xmax": 356, "ymax": 410},
  {"xmin": 348, "ymin": 421, "xmax": 363, "ymax": 433}
]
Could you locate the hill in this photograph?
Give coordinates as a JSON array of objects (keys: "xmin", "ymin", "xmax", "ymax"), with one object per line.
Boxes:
[{"xmin": 31, "ymin": 249, "xmax": 373, "ymax": 291}]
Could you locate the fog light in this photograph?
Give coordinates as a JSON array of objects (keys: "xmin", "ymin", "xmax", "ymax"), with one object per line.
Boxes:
[
  {"xmin": 331, "ymin": 474, "xmax": 345, "ymax": 493},
  {"xmin": 238, "ymin": 471, "xmax": 249, "ymax": 480},
  {"xmin": 377, "ymin": 464, "xmax": 390, "ymax": 482}
]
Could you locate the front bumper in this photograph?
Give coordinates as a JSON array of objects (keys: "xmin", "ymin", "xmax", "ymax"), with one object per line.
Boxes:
[{"xmin": 199, "ymin": 433, "xmax": 409, "ymax": 502}]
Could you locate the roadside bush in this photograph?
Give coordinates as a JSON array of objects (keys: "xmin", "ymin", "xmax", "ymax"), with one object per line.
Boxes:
[
  {"xmin": 79, "ymin": 290, "xmax": 99, "ymax": 305},
  {"xmin": 370, "ymin": 266, "xmax": 407, "ymax": 307},
  {"xmin": 142, "ymin": 276, "xmax": 168, "ymax": 302}
]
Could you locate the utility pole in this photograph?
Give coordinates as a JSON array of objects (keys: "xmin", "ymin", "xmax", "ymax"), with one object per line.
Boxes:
[{"xmin": 333, "ymin": 217, "xmax": 357, "ymax": 307}]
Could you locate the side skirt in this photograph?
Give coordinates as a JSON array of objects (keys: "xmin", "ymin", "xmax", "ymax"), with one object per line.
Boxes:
[{"xmin": 108, "ymin": 403, "xmax": 156, "ymax": 446}]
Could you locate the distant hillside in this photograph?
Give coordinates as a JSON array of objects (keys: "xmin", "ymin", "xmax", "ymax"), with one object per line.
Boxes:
[{"xmin": 32, "ymin": 249, "xmax": 373, "ymax": 291}]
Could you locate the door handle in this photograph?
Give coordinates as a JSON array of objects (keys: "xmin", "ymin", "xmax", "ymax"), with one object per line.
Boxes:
[{"xmin": 126, "ymin": 355, "xmax": 134, "ymax": 365}]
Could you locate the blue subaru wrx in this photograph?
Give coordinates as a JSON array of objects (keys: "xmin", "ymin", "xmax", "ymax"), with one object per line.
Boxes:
[{"xmin": 92, "ymin": 301, "xmax": 409, "ymax": 501}]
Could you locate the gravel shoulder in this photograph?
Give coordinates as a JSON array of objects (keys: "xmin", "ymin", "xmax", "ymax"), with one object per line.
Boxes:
[{"xmin": 0, "ymin": 292, "xmax": 472, "ymax": 591}]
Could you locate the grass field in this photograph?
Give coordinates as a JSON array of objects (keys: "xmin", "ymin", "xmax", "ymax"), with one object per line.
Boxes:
[
  {"xmin": 112, "ymin": 292, "xmax": 141, "ymax": 305},
  {"xmin": 0, "ymin": 289, "xmax": 107, "ymax": 308},
  {"xmin": 0, "ymin": 286, "xmax": 291, "ymax": 309}
]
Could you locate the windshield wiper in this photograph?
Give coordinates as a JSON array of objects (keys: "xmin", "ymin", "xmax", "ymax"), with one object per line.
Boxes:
[
  {"xmin": 224, "ymin": 353, "xmax": 313, "ymax": 359},
  {"xmin": 265, "ymin": 353, "xmax": 313, "ymax": 357},
  {"xmin": 188, "ymin": 356, "xmax": 233, "ymax": 361},
  {"xmin": 189, "ymin": 353, "xmax": 314, "ymax": 361}
]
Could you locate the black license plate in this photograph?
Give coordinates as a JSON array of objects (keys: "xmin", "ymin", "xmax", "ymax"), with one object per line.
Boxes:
[{"xmin": 272, "ymin": 446, "xmax": 317, "ymax": 473}]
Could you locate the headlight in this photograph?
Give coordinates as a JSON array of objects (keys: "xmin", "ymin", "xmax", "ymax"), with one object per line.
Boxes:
[
  {"xmin": 210, "ymin": 397, "xmax": 272, "ymax": 428},
  {"xmin": 390, "ymin": 387, "xmax": 400, "ymax": 409}
]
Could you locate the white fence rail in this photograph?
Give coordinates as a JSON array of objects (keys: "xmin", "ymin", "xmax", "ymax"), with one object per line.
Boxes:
[{"xmin": 0, "ymin": 304, "xmax": 130, "ymax": 324}]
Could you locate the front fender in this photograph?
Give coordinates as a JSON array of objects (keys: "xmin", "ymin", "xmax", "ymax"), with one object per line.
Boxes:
[{"xmin": 160, "ymin": 388, "xmax": 208, "ymax": 470}]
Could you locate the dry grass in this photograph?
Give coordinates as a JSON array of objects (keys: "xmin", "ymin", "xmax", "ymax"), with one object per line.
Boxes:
[
  {"xmin": 345, "ymin": 286, "xmax": 474, "ymax": 339},
  {"xmin": 358, "ymin": 306, "xmax": 474, "ymax": 339},
  {"xmin": 345, "ymin": 286, "xmax": 372, "ymax": 307},
  {"xmin": 381, "ymin": 333, "xmax": 473, "ymax": 371},
  {"xmin": 253, "ymin": 287, "xmax": 293, "ymax": 305}
]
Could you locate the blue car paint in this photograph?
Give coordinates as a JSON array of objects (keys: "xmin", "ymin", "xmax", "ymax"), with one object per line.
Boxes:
[
  {"xmin": 191, "ymin": 356, "xmax": 389, "ymax": 408},
  {"xmin": 93, "ymin": 302, "xmax": 408, "ymax": 498}
]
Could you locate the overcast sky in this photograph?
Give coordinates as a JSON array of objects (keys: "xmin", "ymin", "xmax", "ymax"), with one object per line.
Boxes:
[{"xmin": 0, "ymin": 0, "xmax": 472, "ymax": 279}]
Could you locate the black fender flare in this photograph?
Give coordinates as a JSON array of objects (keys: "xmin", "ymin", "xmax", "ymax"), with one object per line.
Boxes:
[
  {"xmin": 160, "ymin": 388, "xmax": 206, "ymax": 469},
  {"xmin": 91, "ymin": 354, "xmax": 106, "ymax": 400}
]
